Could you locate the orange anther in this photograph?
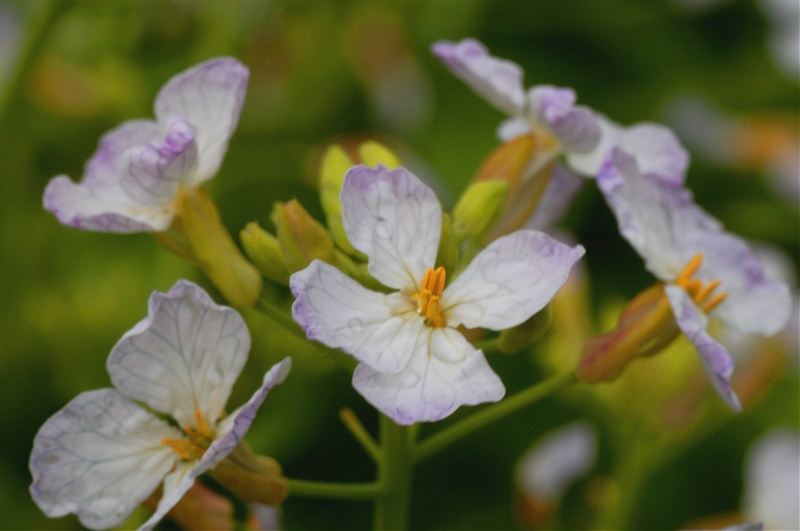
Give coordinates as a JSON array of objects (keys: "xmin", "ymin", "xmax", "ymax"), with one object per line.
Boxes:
[
  {"xmin": 694, "ymin": 279, "xmax": 721, "ymax": 303},
  {"xmin": 194, "ymin": 409, "xmax": 214, "ymax": 439},
  {"xmin": 413, "ymin": 267, "xmax": 447, "ymax": 328},
  {"xmin": 161, "ymin": 438, "xmax": 193, "ymax": 459},
  {"xmin": 702, "ymin": 292, "xmax": 728, "ymax": 313},
  {"xmin": 677, "ymin": 254, "xmax": 703, "ymax": 284}
]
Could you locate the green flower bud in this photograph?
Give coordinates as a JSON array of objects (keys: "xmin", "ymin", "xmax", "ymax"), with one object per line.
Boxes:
[
  {"xmin": 240, "ymin": 221, "xmax": 290, "ymax": 285},
  {"xmin": 275, "ymin": 199, "xmax": 336, "ymax": 273},
  {"xmin": 452, "ymin": 180, "xmax": 509, "ymax": 242}
]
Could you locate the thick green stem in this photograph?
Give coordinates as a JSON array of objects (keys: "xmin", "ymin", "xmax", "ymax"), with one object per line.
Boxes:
[
  {"xmin": 415, "ymin": 371, "xmax": 578, "ymax": 463},
  {"xmin": 373, "ymin": 416, "xmax": 415, "ymax": 530},
  {"xmin": 287, "ymin": 479, "xmax": 382, "ymax": 500}
]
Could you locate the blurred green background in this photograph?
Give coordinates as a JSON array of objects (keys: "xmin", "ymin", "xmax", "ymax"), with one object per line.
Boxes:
[{"xmin": 0, "ymin": 0, "xmax": 797, "ymax": 529}]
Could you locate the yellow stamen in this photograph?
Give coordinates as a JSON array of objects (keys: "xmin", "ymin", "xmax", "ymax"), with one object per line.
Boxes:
[
  {"xmin": 412, "ymin": 267, "xmax": 447, "ymax": 328},
  {"xmin": 194, "ymin": 409, "xmax": 214, "ymax": 439},
  {"xmin": 674, "ymin": 253, "xmax": 728, "ymax": 314},
  {"xmin": 702, "ymin": 292, "xmax": 728, "ymax": 313},
  {"xmin": 160, "ymin": 438, "xmax": 194, "ymax": 460}
]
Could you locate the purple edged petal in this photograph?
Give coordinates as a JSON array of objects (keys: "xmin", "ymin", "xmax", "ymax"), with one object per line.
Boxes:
[
  {"xmin": 83, "ymin": 120, "xmax": 161, "ymax": 188},
  {"xmin": 353, "ymin": 328, "xmax": 505, "ymax": 424},
  {"xmin": 597, "ymin": 148, "xmax": 721, "ymax": 280},
  {"xmin": 443, "ymin": 230, "xmax": 585, "ymax": 330},
  {"xmin": 107, "ymin": 279, "xmax": 250, "ymax": 429},
  {"xmin": 118, "ymin": 117, "xmax": 198, "ymax": 205},
  {"xmin": 665, "ymin": 285, "xmax": 741, "ymax": 412},
  {"xmin": 567, "ymin": 115, "xmax": 688, "ymax": 185},
  {"xmin": 527, "ymin": 86, "xmax": 600, "ymax": 154},
  {"xmin": 29, "ymin": 389, "xmax": 181, "ymax": 530},
  {"xmin": 341, "ymin": 165, "xmax": 441, "ymax": 291},
  {"xmin": 431, "ymin": 38, "xmax": 525, "ymax": 116},
  {"xmin": 139, "ymin": 358, "xmax": 291, "ymax": 531},
  {"xmin": 291, "ymin": 260, "xmax": 423, "ymax": 373},
  {"xmin": 523, "ymin": 165, "xmax": 584, "ymax": 232},
  {"xmin": 154, "ymin": 57, "xmax": 249, "ymax": 184},
  {"xmin": 682, "ymin": 230, "xmax": 792, "ymax": 336},
  {"xmin": 43, "ymin": 119, "xmax": 199, "ymax": 233}
]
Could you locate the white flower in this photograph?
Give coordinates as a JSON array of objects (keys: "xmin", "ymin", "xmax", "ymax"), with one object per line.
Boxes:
[
  {"xmin": 29, "ymin": 280, "xmax": 291, "ymax": 530},
  {"xmin": 43, "ymin": 58, "xmax": 248, "ymax": 232},
  {"xmin": 290, "ymin": 165, "xmax": 584, "ymax": 424},
  {"xmin": 598, "ymin": 148, "xmax": 791, "ymax": 410},
  {"xmin": 743, "ymin": 429, "xmax": 800, "ymax": 530}
]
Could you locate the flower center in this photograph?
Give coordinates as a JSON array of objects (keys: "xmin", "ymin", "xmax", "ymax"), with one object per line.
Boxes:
[
  {"xmin": 413, "ymin": 266, "xmax": 446, "ymax": 328},
  {"xmin": 674, "ymin": 253, "xmax": 728, "ymax": 313},
  {"xmin": 161, "ymin": 409, "xmax": 215, "ymax": 460}
]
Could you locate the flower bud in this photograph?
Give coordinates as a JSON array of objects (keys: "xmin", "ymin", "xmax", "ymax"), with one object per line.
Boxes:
[
  {"xmin": 240, "ymin": 221, "xmax": 290, "ymax": 285},
  {"xmin": 358, "ymin": 140, "xmax": 402, "ymax": 168},
  {"xmin": 452, "ymin": 180, "xmax": 508, "ymax": 242},
  {"xmin": 167, "ymin": 188, "xmax": 262, "ymax": 308},
  {"xmin": 436, "ymin": 213, "xmax": 459, "ymax": 274},
  {"xmin": 275, "ymin": 199, "xmax": 336, "ymax": 273},
  {"xmin": 209, "ymin": 443, "xmax": 288, "ymax": 505},
  {"xmin": 578, "ymin": 284, "xmax": 679, "ymax": 383}
]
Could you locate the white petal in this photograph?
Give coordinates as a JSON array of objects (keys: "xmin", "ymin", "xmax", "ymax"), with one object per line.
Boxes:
[
  {"xmin": 443, "ymin": 230, "xmax": 585, "ymax": 330},
  {"xmin": 118, "ymin": 117, "xmax": 198, "ymax": 205},
  {"xmin": 140, "ymin": 359, "xmax": 291, "ymax": 530},
  {"xmin": 138, "ymin": 461, "xmax": 196, "ymax": 531},
  {"xmin": 353, "ymin": 328, "xmax": 505, "ymax": 424},
  {"xmin": 683, "ymin": 230, "xmax": 793, "ymax": 336},
  {"xmin": 43, "ymin": 119, "xmax": 199, "ymax": 233},
  {"xmin": 516, "ymin": 421, "xmax": 597, "ymax": 499},
  {"xmin": 291, "ymin": 260, "xmax": 422, "ymax": 373},
  {"xmin": 665, "ymin": 286, "xmax": 741, "ymax": 412},
  {"xmin": 527, "ymin": 86, "xmax": 600, "ymax": 154},
  {"xmin": 82, "ymin": 120, "xmax": 161, "ymax": 188},
  {"xmin": 743, "ymin": 429, "xmax": 800, "ymax": 530},
  {"xmin": 597, "ymin": 148, "xmax": 721, "ymax": 280},
  {"xmin": 107, "ymin": 279, "xmax": 250, "ymax": 428},
  {"xmin": 497, "ymin": 116, "xmax": 532, "ymax": 141},
  {"xmin": 154, "ymin": 57, "xmax": 249, "ymax": 184},
  {"xmin": 341, "ymin": 165, "xmax": 441, "ymax": 291},
  {"xmin": 431, "ymin": 38, "xmax": 525, "ymax": 116},
  {"xmin": 29, "ymin": 389, "xmax": 181, "ymax": 530}
]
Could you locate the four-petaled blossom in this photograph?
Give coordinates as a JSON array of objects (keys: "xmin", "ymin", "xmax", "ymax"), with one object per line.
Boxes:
[
  {"xmin": 432, "ymin": 38, "xmax": 689, "ymax": 186},
  {"xmin": 43, "ymin": 57, "xmax": 248, "ymax": 232},
  {"xmin": 597, "ymin": 147, "xmax": 791, "ymax": 411},
  {"xmin": 290, "ymin": 165, "xmax": 584, "ymax": 424},
  {"xmin": 29, "ymin": 280, "xmax": 291, "ymax": 530}
]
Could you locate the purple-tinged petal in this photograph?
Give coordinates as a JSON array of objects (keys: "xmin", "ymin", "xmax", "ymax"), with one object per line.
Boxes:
[
  {"xmin": 43, "ymin": 175, "xmax": 170, "ymax": 232},
  {"xmin": 341, "ymin": 165, "xmax": 441, "ymax": 291},
  {"xmin": 527, "ymin": 86, "xmax": 600, "ymax": 154},
  {"xmin": 118, "ymin": 118, "xmax": 198, "ymax": 205},
  {"xmin": 443, "ymin": 230, "xmax": 585, "ymax": 330},
  {"xmin": 107, "ymin": 279, "xmax": 250, "ymax": 429},
  {"xmin": 432, "ymin": 38, "xmax": 525, "ymax": 116},
  {"xmin": 154, "ymin": 57, "xmax": 249, "ymax": 184},
  {"xmin": 568, "ymin": 115, "xmax": 689, "ymax": 185},
  {"xmin": 138, "ymin": 358, "xmax": 291, "ymax": 531},
  {"xmin": 665, "ymin": 285, "xmax": 741, "ymax": 412},
  {"xmin": 597, "ymin": 148, "xmax": 721, "ymax": 280},
  {"xmin": 523, "ymin": 165, "xmax": 584, "ymax": 233},
  {"xmin": 83, "ymin": 120, "xmax": 161, "ymax": 188},
  {"xmin": 682, "ymin": 230, "xmax": 792, "ymax": 336},
  {"xmin": 43, "ymin": 119, "xmax": 199, "ymax": 233},
  {"xmin": 291, "ymin": 260, "xmax": 423, "ymax": 373},
  {"xmin": 29, "ymin": 389, "xmax": 181, "ymax": 530},
  {"xmin": 353, "ymin": 328, "xmax": 505, "ymax": 424}
]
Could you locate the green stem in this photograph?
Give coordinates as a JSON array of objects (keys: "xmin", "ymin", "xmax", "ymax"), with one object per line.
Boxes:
[
  {"xmin": 287, "ymin": 479, "xmax": 382, "ymax": 500},
  {"xmin": 339, "ymin": 407, "xmax": 380, "ymax": 463},
  {"xmin": 415, "ymin": 371, "xmax": 578, "ymax": 463},
  {"xmin": 0, "ymin": 0, "xmax": 66, "ymax": 124},
  {"xmin": 373, "ymin": 416, "xmax": 415, "ymax": 530}
]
